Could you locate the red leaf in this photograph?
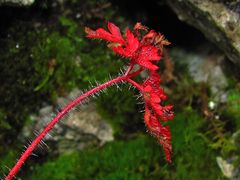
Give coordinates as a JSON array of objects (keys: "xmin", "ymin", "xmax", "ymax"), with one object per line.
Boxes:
[
  {"xmin": 85, "ymin": 22, "xmax": 125, "ymax": 44},
  {"xmin": 136, "ymin": 45, "xmax": 161, "ymax": 70},
  {"xmin": 138, "ymin": 60, "xmax": 159, "ymax": 71},
  {"xmin": 126, "ymin": 29, "xmax": 139, "ymax": 55},
  {"xmin": 85, "ymin": 22, "xmax": 166, "ymax": 71},
  {"xmin": 143, "ymin": 71, "xmax": 161, "ymax": 88},
  {"xmin": 139, "ymin": 45, "xmax": 161, "ymax": 61},
  {"xmin": 112, "ymin": 29, "xmax": 139, "ymax": 58},
  {"xmin": 107, "ymin": 22, "xmax": 124, "ymax": 43}
]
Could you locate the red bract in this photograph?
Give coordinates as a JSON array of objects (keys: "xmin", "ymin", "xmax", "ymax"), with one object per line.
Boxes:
[
  {"xmin": 85, "ymin": 22, "xmax": 125, "ymax": 45},
  {"xmin": 85, "ymin": 21, "xmax": 170, "ymax": 70},
  {"xmin": 135, "ymin": 45, "xmax": 160, "ymax": 70},
  {"xmin": 142, "ymin": 71, "xmax": 174, "ymax": 162}
]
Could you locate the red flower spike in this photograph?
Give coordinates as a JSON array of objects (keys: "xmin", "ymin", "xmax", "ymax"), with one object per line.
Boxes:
[
  {"xmin": 140, "ymin": 71, "xmax": 173, "ymax": 161},
  {"xmin": 144, "ymin": 107, "xmax": 172, "ymax": 162},
  {"xmin": 85, "ymin": 22, "xmax": 174, "ymax": 160}
]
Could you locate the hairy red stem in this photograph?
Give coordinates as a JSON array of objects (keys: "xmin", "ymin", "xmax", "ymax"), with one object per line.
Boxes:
[
  {"xmin": 127, "ymin": 78, "xmax": 144, "ymax": 92},
  {"xmin": 6, "ymin": 75, "xmax": 129, "ymax": 180},
  {"xmin": 124, "ymin": 62, "xmax": 134, "ymax": 76}
]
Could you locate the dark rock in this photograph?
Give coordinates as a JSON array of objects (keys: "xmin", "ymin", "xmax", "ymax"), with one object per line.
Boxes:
[{"xmin": 166, "ymin": 0, "xmax": 240, "ymax": 66}]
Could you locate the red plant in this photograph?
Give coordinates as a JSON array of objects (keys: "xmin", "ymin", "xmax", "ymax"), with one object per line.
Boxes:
[{"xmin": 5, "ymin": 22, "xmax": 174, "ymax": 180}]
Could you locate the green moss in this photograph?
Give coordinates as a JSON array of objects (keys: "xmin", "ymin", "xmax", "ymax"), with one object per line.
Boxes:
[
  {"xmin": 32, "ymin": 16, "xmax": 124, "ymax": 100},
  {"xmin": 23, "ymin": 110, "xmax": 223, "ymax": 180},
  {"xmin": 26, "ymin": 136, "xmax": 161, "ymax": 180},
  {"xmin": 221, "ymin": 89, "xmax": 240, "ymax": 129},
  {"xmin": 96, "ymin": 85, "xmax": 144, "ymax": 136},
  {"xmin": 227, "ymin": 90, "xmax": 240, "ymax": 120},
  {"xmin": 0, "ymin": 149, "xmax": 19, "ymax": 175},
  {"xmin": 0, "ymin": 109, "xmax": 10, "ymax": 131},
  {"xmin": 166, "ymin": 109, "xmax": 223, "ymax": 179}
]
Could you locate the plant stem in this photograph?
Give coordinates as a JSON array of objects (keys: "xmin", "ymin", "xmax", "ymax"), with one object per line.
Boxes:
[
  {"xmin": 124, "ymin": 62, "xmax": 134, "ymax": 76},
  {"xmin": 127, "ymin": 78, "xmax": 144, "ymax": 92},
  {"xmin": 5, "ymin": 75, "xmax": 128, "ymax": 180}
]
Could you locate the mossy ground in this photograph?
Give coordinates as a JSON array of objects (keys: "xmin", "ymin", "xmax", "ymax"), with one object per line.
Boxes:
[
  {"xmin": 20, "ymin": 110, "xmax": 224, "ymax": 180},
  {"xmin": 0, "ymin": 0, "xmax": 239, "ymax": 179}
]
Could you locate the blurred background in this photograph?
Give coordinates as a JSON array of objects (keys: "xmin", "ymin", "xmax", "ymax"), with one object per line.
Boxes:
[{"xmin": 0, "ymin": 0, "xmax": 240, "ymax": 179}]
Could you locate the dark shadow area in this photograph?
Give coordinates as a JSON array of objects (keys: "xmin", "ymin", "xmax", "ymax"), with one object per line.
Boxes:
[
  {"xmin": 0, "ymin": 0, "xmax": 208, "ymax": 48},
  {"xmin": 0, "ymin": 0, "xmax": 57, "ymax": 38},
  {"xmin": 110, "ymin": 0, "xmax": 207, "ymax": 48}
]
